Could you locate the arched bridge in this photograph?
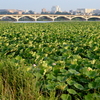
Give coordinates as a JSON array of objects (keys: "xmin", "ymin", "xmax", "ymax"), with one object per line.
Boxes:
[{"xmin": 0, "ymin": 14, "xmax": 100, "ymax": 21}]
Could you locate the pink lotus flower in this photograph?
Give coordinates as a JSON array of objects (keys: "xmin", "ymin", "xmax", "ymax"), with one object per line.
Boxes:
[
  {"xmin": 52, "ymin": 63, "xmax": 56, "ymax": 65},
  {"xmin": 87, "ymin": 67, "xmax": 92, "ymax": 71},
  {"xmin": 33, "ymin": 64, "xmax": 36, "ymax": 67}
]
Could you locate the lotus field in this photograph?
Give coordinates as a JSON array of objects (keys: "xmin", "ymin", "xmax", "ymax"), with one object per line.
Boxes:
[{"xmin": 1, "ymin": 22, "xmax": 100, "ymax": 100}]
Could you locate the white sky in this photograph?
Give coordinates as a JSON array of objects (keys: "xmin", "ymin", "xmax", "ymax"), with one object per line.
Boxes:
[{"xmin": 0, "ymin": 0, "xmax": 100, "ymax": 12}]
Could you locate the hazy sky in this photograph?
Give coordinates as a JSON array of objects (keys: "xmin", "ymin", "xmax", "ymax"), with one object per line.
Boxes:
[{"xmin": 1, "ymin": 0, "xmax": 100, "ymax": 12}]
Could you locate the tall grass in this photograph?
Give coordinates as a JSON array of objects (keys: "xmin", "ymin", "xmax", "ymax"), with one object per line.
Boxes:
[{"xmin": 0, "ymin": 58, "xmax": 58, "ymax": 100}]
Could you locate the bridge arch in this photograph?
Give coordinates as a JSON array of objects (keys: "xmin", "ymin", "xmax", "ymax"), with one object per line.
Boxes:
[
  {"xmin": 1, "ymin": 16, "xmax": 17, "ymax": 21},
  {"xmin": 88, "ymin": 17, "xmax": 100, "ymax": 21},
  {"xmin": 37, "ymin": 16, "xmax": 53, "ymax": 21},
  {"xmin": 18, "ymin": 16, "xmax": 35, "ymax": 21},
  {"xmin": 54, "ymin": 16, "xmax": 70, "ymax": 21},
  {"xmin": 71, "ymin": 16, "xmax": 86, "ymax": 21}
]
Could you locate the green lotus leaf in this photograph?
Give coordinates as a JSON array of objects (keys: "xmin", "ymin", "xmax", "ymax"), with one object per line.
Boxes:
[
  {"xmin": 68, "ymin": 69, "xmax": 80, "ymax": 75},
  {"xmin": 67, "ymin": 80, "xmax": 76, "ymax": 85},
  {"xmin": 88, "ymin": 82, "xmax": 97, "ymax": 89},
  {"xmin": 74, "ymin": 83, "xmax": 84, "ymax": 90},
  {"xmin": 61, "ymin": 94, "xmax": 72, "ymax": 100},
  {"xmin": 67, "ymin": 89, "xmax": 77, "ymax": 95}
]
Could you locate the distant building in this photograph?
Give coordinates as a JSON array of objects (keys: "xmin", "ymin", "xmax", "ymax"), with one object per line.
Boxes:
[
  {"xmin": 77, "ymin": 9, "xmax": 85, "ymax": 14},
  {"xmin": 93, "ymin": 9, "xmax": 100, "ymax": 15},
  {"xmin": 0, "ymin": 9, "xmax": 24, "ymax": 14},
  {"xmin": 69, "ymin": 10, "xmax": 77, "ymax": 15},
  {"xmin": 41, "ymin": 8, "xmax": 47, "ymax": 13},
  {"xmin": 77, "ymin": 8, "xmax": 95, "ymax": 15},
  {"xmin": 69, "ymin": 10, "xmax": 73, "ymax": 13},
  {"xmin": 51, "ymin": 6, "xmax": 62, "ymax": 13},
  {"xmin": 85, "ymin": 9, "xmax": 95, "ymax": 15},
  {"xmin": 0, "ymin": 9, "xmax": 8, "ymax": 12}
]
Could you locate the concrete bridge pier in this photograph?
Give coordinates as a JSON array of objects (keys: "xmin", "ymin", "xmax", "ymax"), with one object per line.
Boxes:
[
  {"xmin": 86, "ymin": 18, "xmax": 88, "ymax": 21},
  {"xmin": 34, "ymin": 18, "xmax": 37, "ymax": 21},
  {"xmin": 52, "ymin": 18, "xmax": 55, "ymax": 21},
  {"xmin": 69, "ymin": 18, "xmax": 72, "ymax": 21},
  {"xmin": 16, "ymin": 18, "xmax": 19, "ymax": 22}
]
